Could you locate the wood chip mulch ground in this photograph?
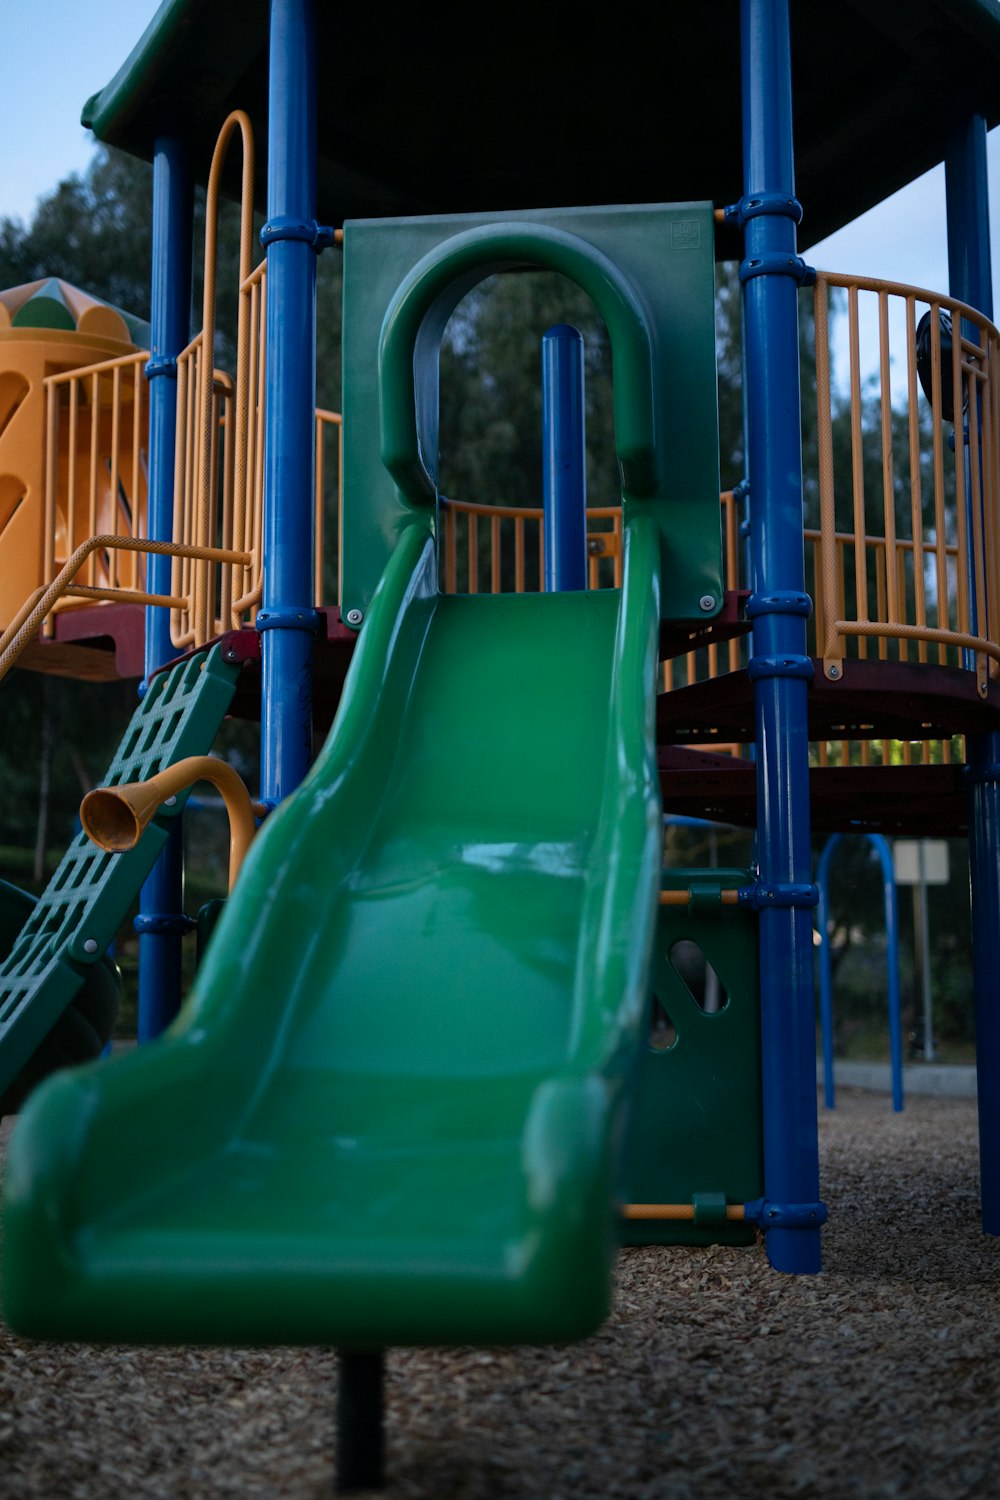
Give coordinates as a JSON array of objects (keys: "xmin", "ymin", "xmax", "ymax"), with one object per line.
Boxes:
[{"xmin": 1, "ymin": 1087, "xmax": 998, "ymax": 1499}]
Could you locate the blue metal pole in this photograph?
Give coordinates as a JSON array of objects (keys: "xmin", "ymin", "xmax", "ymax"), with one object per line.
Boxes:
[
  {"xmin": 816, "ymin": 835, "xmax": 839, "ymax": 1111},
  {"xmin": 740, "ymin": 0, "xmax": 822, "ymax": 1273},
  {"xmin": 946, "ymin": 113, "xmax": 1000, "ymax": 1235},
  {"xmin": 136, "ymin": 133, "xmax": 193, "ymax": 1041},
  {"xmin": 871, "ymin": 834, "xmax": 904, "ymax": 1114},
  {"xmin": 259, "ymin": 0, "xmax": 319, "ymax": 805},
  {"xmin": 542, "ymin": 324, "xmax": 588, "ymax": 592}
]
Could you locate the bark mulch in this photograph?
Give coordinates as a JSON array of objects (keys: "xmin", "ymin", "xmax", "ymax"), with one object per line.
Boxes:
[{"xmin": 1, "ymin": 1087, "xmax": 998, "ymax": 1498}]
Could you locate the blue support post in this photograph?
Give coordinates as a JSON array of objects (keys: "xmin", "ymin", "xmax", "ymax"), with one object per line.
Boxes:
[
  {"xmin": 817, "ymin": 834, "xmax": 903, "ymax": 1114},
  {"xmin": 816, "ymin": 836, "xmax": 838, "ymax": 1111},
  {"xmin": 880, "ymin": 834, "xmax": 904, "ymax": 1114},
  {"xmin": 739, "ymin": 0, "xmax": 823, "ymax": 1272},
  {"xmin": 542, "ymin": 324, "xmax": 588, "ymax": 592},
  {"xmin": 136, "ymin": 134, "xmax": 193, "ymax": 1041},
  {"xmin": 259, "ymin": 0, "xmax": 319, "ymax": 805},
  {"xmin": 946, "ymin": 113, "xmax": 1000, "ymax": 1235}
]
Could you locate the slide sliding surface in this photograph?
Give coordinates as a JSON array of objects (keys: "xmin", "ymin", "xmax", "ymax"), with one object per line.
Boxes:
[{"xmin": 3, "ymin": 515, "xmax": 662, "ymax": 1348}]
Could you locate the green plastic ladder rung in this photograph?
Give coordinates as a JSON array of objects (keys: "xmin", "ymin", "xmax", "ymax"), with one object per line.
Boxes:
[{"xmin": 0, "ymin": 645, "xmax": 241, "ymax": 1095}]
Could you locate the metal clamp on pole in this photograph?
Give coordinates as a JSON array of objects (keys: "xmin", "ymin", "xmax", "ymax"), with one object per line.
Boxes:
[
  {"xmin": 738, "ymin": 882, "xmax": 819, "ymax": 911},
  {"xmin": 255, "ymin": 606, "xmax": 326, "ymax": 636},
  {"xmin": 144, "ymin": 354, "xmax": 178, "ymax": 381},
  {"xmin": 741, "ymin": 252, "xmax": 816, "ymax": 286},
  {"xmin": 746, "ymin": 654, "xmax": 814, "ymax": 683},
  {"xmin": 746, "ymin": 590, "xmax": 812, "ymax": 620},
  {"xmin": 743, "ymin": 1197, "xmax": 829, "ymax": 1230},
  {"xmin": 725, "ymin": 191, "xmax": 804, "ymax": 226},
  {"xmin": 260, "ymin": 216, "xmax": 337, "ymax": 252},
  {"xmin": 133, "ymin": 912, "xmax": 197, "ymax": 936}
]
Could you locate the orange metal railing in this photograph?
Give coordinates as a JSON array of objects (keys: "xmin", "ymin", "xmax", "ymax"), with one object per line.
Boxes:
[
  {"xmin": 812, "ymin": 272, "xmax": 1000, "ymax": 698},
  {"xmin": 439, "ymin": 497, "xmax": 622, "ymax": 595},
  {"xmin": 316, "ymin": 408, "xmax": 343, "ymax": 605},
  {"xmin": 40, "ymin": 350, "xmax": 149, "ymax": 626},
  {"xmin": 170, "ymin": 110, "xmax": 257, "ymax": 649},
  {"xmin": 23, "ymin": 221, "xmax": 1000, "ymax": 778},
  {"xmin": 8, "ymin": 109, "xmax": 336, "ymax": 673},
  {"xmin": 171, "ymin": 112, "xmax": 337, "ymax": 645}
]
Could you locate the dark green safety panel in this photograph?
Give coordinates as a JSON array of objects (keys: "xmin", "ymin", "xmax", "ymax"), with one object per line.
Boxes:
[
  {"xmin": 0, "ymin": 878, "xmax": 122, "ymax": 1117},
  {"xmin": 341, "ymin": 204, "xmax": 721, "ymax": 623},
  {"xmin": 0, "ymin": 645, "xmax": 240, "ymax": 1098},
  {"xmin": 621, "ymin": 867, "xmax": 763, "ymax": 1245}
]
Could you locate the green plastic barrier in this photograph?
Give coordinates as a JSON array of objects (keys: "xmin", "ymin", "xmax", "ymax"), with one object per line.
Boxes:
[
  {"xmin": 379, "ymin": 223, "xmax": 658, "ymax": 506},
  {"xmin": 0, "ymin": 880, "xmax": 120, "ymax": 1117},
  {"xmin": 3, "ymin": 516, "xmax": 663, "ymax": 1346},
  {"xmin": 621, "ymin": 868, "xmax": 764, "ymax": 1245},
  {"xmin": 341, "ymin": 203, "xmax": 722, "ymax": 623}
]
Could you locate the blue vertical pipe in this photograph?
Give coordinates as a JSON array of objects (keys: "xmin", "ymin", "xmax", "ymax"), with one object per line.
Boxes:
[
  {"xmin": 816, "ymin": 834, "xmax": 839, "ymax": 1110},
  {"xmin": 136, "ymin": 134, "xmax": 193, "ymax": 1041},
  {"xmin": 818, "ymin": 834, "xmax": 903, "ymax": 1114},
  {"xmin": 946, "ymin": 113, "xmax": 1000, "ymax": 1234},
  {"xmin": 259, "ymin": 0, "xmax": 318, "ymax": 805},
  {"xmin": 740, "ymin": 0, "xmax": 822, "ymax": 1272},
  {"xmin": 877, "ymin": 834, "xmax": 904, "ymax": 1115},
  {"xmin": 542, "ymin": 324, "xmax": 588, "ymax": 591}
]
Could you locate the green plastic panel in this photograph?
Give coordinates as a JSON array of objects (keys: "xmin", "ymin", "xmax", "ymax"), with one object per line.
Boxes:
[
  {"xmin": 3, "ymin": 516, "xmax": 663, "ymax": 1348},
  {"xmin": 620, "ymin": 867, "xmax": 763, "ymax": 1246},
  {"xmin": 341, "ymin": 204, "xmax": 721, "ymax": 623},
  {"xmin": 0, "ymin": 880, "xmax": 121, "ymax": 1117},
  {"xmin": 0, "ymin": 646, "xmax": 239, "ymax": 1098}
]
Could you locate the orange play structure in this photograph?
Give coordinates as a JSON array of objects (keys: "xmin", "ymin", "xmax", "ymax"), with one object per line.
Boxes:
[{"xmin": 0, "ymin": 279, "xmax": 150, "ymax": 640}]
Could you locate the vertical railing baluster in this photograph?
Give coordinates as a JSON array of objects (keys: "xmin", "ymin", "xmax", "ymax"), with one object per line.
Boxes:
[{"xmin": 878, "ymin": 291, "xmax": 899, "ymax": 630}]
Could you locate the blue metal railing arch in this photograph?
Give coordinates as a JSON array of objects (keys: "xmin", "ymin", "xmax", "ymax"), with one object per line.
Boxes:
[{"xmin": 816, "ymin": 832, "xmax": 903, "ymax": 1113}]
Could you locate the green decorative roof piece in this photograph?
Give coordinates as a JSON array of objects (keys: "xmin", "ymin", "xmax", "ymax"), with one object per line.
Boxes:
[
  {"xmin": 0, "ymin": 278, "xmax": 151, "ymax": 348},
  {"xmin": 11, "ymin": 279, "xmax": 75, "ymax": 332}
]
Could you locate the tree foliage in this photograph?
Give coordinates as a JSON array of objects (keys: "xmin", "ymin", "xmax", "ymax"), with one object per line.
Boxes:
[{"xmin": 0, "ymin": 149, "xmax": 154, "ymax": 319}]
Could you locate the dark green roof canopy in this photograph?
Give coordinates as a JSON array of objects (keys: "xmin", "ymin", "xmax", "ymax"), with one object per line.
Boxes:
[{"xmin": 82, "ymin": 0, "xmax": 1000, "ymax": 253}]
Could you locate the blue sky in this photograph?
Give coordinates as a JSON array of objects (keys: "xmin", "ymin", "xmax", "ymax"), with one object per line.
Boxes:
[
  {"xmin": 2, "ymin": 2, "xmax": 1000, "ymax": 317},
  {"xmin": 1, "ymin": 2, "xmax": 162, "ymax": 228}
]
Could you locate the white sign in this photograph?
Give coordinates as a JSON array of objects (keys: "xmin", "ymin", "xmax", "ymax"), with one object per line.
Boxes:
[{"xmin": 893, "ymin": 839, "xmax": 950, "ymax": 886}]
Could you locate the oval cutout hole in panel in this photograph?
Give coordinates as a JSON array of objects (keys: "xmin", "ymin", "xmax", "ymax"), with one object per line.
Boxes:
[
  {"xmin": 649, "ymin": 991, "xmax": 678, "ymax": 1051},
  {"xmin": 669, "ymin": 939, "xmax": 728, "ymax": 1015}
]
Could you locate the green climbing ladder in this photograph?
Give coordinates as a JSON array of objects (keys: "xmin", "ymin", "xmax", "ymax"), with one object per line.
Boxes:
[{"xmin": 0, "ymin": 645, "xmax": 241, "ymax": 1098}]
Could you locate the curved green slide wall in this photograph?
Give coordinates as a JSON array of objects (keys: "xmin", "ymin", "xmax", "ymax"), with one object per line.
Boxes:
[{"xmin": 3, "ymin": 516, "xmax": 663, "ymax": 1346}]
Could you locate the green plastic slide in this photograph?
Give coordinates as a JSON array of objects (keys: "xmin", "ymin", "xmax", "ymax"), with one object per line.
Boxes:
[{"xmin": 3, "ymin": 515, "xmax": 662, "ymax": 1348}]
